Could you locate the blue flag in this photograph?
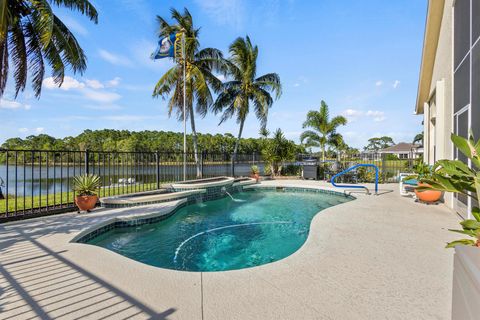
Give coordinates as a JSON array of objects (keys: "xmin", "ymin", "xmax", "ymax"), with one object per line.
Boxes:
[{"xmin": 151, "ymin": 33, "xmax": 177, "ymax": 59}]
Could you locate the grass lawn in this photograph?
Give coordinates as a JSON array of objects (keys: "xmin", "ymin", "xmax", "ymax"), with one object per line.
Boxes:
[{"xmin": 0, "ymin": 183, "xmax": 160, "ymax": 216}]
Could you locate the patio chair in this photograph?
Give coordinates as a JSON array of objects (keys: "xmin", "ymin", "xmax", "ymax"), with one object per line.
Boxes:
[{"xmin": 399, "ymin": 172, "xmax": 418, "ymax": 197}]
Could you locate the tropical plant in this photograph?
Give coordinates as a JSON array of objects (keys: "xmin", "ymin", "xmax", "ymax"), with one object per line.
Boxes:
[
  {"xmin": 73, "ymin": 174, "xmax": 100, "ymax": 196},
  {"xmin": 300, "ymin": 100, "xmax": 347, "ymax": 161},
  {"xmin": 212, "ymin": 36, "xmax": 282, "ymax": 160},
  {"xmin": 261, "ymin": 129, "xmax": 296, "ymax": 177},
  {"xmin": 153, "ymin": 8, "xmax": 226, "ymax": 177},
  {"xmin": 0, "ymin": 0, "xmax": 98, "ymax": 98},
  {"xmin": 419, "ymin": 131, "xmax": 480, "ymax": 248},
  {"xmin": 250, "ymin": 165, "xmax": 259, "ymax": 175}
]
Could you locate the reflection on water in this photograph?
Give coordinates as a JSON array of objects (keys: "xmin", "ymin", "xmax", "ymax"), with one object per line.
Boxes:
[{"xmin": 0, "ymin": 163, "xmax": 264, "ymax": 196}]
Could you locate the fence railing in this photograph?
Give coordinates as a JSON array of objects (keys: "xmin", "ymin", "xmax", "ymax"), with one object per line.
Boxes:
[
  {"xmin": 0, "ymin": 149, "xmax": 263, "ymax": 221},
  {"xmin": 0, "ymin": 148, "xmax": 417, "ymax": 221}
]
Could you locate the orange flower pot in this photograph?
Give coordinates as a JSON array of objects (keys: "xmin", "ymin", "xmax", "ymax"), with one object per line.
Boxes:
[
  {"xmin": 414, "ymin": 183, "xmax": 442, "ymax": 203},
  {"xmin": 75, "ymin": 195, "xmax": 98, "ymax": 212},
  {"xmin": 251, "ymin": 173, "xmax": 260, "ymax": 183}
]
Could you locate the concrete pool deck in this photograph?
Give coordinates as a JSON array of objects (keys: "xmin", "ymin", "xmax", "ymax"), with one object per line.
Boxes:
[{"xmin": 0, "ymin": 180, "xmax": 460, "ymax": 319}]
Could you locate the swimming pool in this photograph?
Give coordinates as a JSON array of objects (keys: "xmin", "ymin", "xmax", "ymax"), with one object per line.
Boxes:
[{"xmin": 87, "ymin": 188, "xmax": 353, "ymax": 271}]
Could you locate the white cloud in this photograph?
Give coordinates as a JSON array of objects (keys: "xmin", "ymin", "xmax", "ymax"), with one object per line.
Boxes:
[
  {"xmin": 61, "ymin": 15, "xmax": 88, "ymax": 36},
  {"xmin": 35, "ymin": 127, "xmax": 44, "ymax": 133},
  {"xmin": 375, "ymin": 80, "xmax": 383, "ymax": 87},
  {"xmin": 18, "ymin": 127, "xmax": 45, "ymax": 134},
  {"xmin": 43, "ymin": 76, "xmax": 85, "ymax": 91},
  {"xmin": 83, "ymin": 89, "xmax": 121, "ymax": 103},
  {"xmin": 194, "ymin": 0, "xmax": 245, "ymax": 29},
  {"xmin": 98, "ymin": 49, "xmax": 132, "ymax": 67},
  {"xmin": 341, "ymin": 108, "xmax": 363, "ymax": 122},
  {"xmin": 42, "ymin": 76, "xmax": 122, "ymax": 104},
  {"xmin": 293, "ymin": 83, "xmax": 300, "ymax": 87},
  {"xmin": 366, "ymin": 110, "xmax": 386, "ymax": 122},
  {"xmin": 85, "ymin": 79, "xmax": 104, "ymax": 89},
  {"xmin": 393, "ymin": 80, "xmax": 400, "ymax": 89},
  {"xmin": 18, "ymin": 128, "xmax": 28, "ymax": 133},
  {"xmin": 106, "ymin": 77, "xmax": 121, "ymax": 87},
  {"xmin": 0, "ymin": 98, "xmax": 31, "ymax": 110}
]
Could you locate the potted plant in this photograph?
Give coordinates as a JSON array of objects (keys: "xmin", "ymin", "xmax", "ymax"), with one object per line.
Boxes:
[
  {"xmin": 73, "ymin": 174, "xmax": 101, "ymax": 212},
  {"xmin": 422, "ymin": 132, "xmax": 480, "ymax": 317},
  {"xmin": 404, "ymin": 161, "xmax": 442, "ymax": 203},
  {"xmin": 250, "ymin": 165, "xmax": 260, "ymax": 182}
]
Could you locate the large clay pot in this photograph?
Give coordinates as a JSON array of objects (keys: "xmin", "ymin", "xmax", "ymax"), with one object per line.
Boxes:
[
  {"xmin": 75, "ymin": 195, "xmax": 98, "ymax": 212},
  {"xmin": 251, "ymin": 173, "xmax": 260, "ymax": 183},
  {"xmin": 414, "ymin": 183, "xmax": 442, "ymax": 203}
]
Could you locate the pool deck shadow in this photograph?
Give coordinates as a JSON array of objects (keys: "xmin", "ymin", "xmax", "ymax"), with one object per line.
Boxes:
[{"xmin": 0, "ymin": 180, "xmax": 461, "ymax": 320}]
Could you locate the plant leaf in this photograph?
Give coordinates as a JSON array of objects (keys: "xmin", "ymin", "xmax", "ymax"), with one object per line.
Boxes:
[{"xmin": 445, "ymin": 239, "xmax": 476, "ymax": 248}]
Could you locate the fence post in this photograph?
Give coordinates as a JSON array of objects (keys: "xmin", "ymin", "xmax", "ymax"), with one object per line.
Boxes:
[
  {"xmin": 381, "ymin": 153, "xmax": 386, "ymax": 182},
  {"xmin": 84, "ymin": 149, "xmax": 90, "ymax": 175},
  {"xmin": 156, "ymin": 151, "xmax": 160, "ymax": 189},
  {"xmin": 201, "ymin": 151, "xmax": 205, "ymax": 178},
  {"xmin": 231, "ymin": 153, "xmax": 235, "ymax": 177}
]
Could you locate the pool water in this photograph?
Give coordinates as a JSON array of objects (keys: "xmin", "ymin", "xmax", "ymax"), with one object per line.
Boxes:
[{"xmin": 88, "ymin": 190, "xmax": 352, "ymax": 271}]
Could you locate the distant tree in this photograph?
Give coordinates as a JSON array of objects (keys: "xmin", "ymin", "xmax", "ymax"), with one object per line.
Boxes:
[
  {"xmin": 0, "ymin": 0, "xmax": 98, "ymax": 98},
  {"xmin": 364, "ymin": 136, "xmax": 395, "ymax": 151},
  {"xmin": 212, "ymin": 36, "xmax": 281, "ymax": 161},
  {"xmin": 300, "ymin": 100, "xmax": 347, "ymax": 161}
]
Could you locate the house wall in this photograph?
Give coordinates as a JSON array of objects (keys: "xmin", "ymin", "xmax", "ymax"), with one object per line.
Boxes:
[{"xmin": 425, "ymin": 0, "xmax": 455, "ymax": 209}]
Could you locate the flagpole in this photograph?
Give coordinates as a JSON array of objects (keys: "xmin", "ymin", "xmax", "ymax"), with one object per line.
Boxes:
[{"xmin": 182, "ymin": 33, "xmax": 187, "ymax": 181}]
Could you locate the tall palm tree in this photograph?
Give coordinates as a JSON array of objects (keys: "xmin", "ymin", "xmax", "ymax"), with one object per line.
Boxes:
[
  {"xmin": 153, "ymin": 8, "xmax": 225, "ymax": 177},
  {"xmin": 0, "ymin": 0, "xmax": 98, "ymax": 98},
  {"xmin": 212, "ymin": 36, "xmax": 282, "ymax": 159},
  {"xmin": 300, "ymin": 100, "xmax": 347, "ymax": 162}
]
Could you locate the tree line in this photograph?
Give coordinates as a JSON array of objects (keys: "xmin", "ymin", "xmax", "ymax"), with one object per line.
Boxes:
[{"xmin": 0, "ymin": 129, "xmax": 305, "ymax": 155}]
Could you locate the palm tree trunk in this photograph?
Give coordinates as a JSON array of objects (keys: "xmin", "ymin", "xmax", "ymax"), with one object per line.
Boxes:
[
  {"xmin": 233, "ymin": 118, "xmax": 245, "ymax": 159},
  {"xmin": 189, "ymin": 107, "xmax": 201, "ymax": 178}
]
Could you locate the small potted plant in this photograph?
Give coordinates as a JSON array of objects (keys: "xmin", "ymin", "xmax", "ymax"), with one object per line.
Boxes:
[
  {"xmin": 404, "ymin": 162, "xmax": 442, "ymax": 203},
  {"xmin": 73, "ymin": 174, "xmax": 101, "ymax": 212},
  {"xmin": 250, "ymin": 165, "xmax": 260, "ymax": 182}
]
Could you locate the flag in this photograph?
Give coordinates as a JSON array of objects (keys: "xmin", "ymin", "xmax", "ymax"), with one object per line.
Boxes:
[{"xmin": 151, "ymin": 33, "xmax": 177, "ymax": 60}]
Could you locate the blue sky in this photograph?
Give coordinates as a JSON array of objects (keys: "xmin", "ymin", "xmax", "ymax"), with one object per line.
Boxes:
[{"xmin": 0, "ymin": 0, "xmax": 427, "ymax": 149}]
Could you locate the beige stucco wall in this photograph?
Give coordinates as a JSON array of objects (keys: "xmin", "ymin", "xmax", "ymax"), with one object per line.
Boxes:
[{"xmin": 425, "ymin": 0, "xmax": 454, "ymax": 208}]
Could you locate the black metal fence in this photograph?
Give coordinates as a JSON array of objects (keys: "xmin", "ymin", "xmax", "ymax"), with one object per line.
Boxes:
[
  {"xmin": 0, "ymin": 148, "xmax": 418, "ymax": 221},
  {"xmin": 0, "ymin": 149, "xmax": 263, "ymax": 221}
]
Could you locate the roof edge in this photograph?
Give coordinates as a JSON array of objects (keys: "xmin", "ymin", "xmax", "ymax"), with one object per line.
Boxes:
[{"xmin": 415, "ymin": 0, "xmax": 445, "ymax": 114}]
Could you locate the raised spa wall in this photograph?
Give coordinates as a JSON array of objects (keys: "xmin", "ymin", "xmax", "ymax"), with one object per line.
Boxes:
[{"xmin": 100, "ymin": 176, "xmax": 256, "ymax": 209}]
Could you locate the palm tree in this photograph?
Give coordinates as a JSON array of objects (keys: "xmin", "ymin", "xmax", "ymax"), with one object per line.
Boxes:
[
  {"xmin": 300, "ymin": 100, "xmax": 347, "ymax": 162},
  {"xmin": 153, "ymin": 8, "xmax": 225, "ymax": 177},
  {"xmin": 413, "ymin": 132, "xmax": 424, "ymax": 145},
  {"xmin": 0, "ymin": 0, "xmax": 98, "ymax": 98},
  {"xmin": 212, "ymin": 36, "xmax": 282, "ymax": 160}
]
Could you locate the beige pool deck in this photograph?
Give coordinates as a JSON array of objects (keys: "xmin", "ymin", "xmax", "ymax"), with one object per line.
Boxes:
[{"xmin": 0, "ymin": 180, "xmax": 460, "ymax": 320}]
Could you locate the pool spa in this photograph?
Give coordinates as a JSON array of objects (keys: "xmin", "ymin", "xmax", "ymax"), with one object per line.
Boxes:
[{"xmin": 80, "ymin": 187, "xmax": 353, "ymax": 272}]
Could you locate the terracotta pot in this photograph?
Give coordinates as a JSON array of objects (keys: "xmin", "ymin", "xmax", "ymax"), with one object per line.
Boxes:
[
  {"xmin": 75, "ymin": 195, "xmax": 98, "ymax": 212},
  {"xmin": 251, "ymin": 173, "xmax": 260, "ymax": 182},
  {"xmin": 414, "ymin": 183, "xmax": 442, "ymax": 203}
]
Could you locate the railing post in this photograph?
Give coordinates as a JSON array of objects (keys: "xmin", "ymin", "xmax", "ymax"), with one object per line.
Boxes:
[
  {"xmin": 156, "ymin": 151, "xmax": 160, "ymax": 190},
  {"xmin": 381, "ymin": 153, "xmax": 386, "ymax": 182},
  {"xmin": 231, "ymin": 153, "xmax": 235, "ymax": 177},
  {"xmin": 84, "ymin": 149, "xmax": 90, "ymax": 175},
  {"xmin": 201, "ymin": 151, "xmax": 205, "ymax": 178}
]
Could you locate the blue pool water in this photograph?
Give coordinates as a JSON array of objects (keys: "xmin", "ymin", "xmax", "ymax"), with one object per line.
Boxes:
[{"xmin": 87, "ymin": 189, "xmax": 352, "ymax": 271}]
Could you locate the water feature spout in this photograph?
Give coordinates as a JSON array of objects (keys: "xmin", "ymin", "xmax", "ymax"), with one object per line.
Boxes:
[{"xmin": 225, "ymin": 190, "xmax": 246, "ymax": 203}]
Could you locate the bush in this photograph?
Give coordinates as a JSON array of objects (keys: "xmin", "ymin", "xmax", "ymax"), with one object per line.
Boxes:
[{"xmin": 281, "ymin": 164, "xmax": 301, "ymax": 176}]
